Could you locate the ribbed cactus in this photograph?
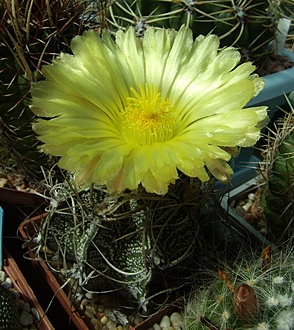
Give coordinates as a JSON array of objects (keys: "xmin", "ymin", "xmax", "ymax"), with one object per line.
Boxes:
[
  {"xmin": 107, "ymin": 0, "xmax": 277, "ymax": 62},
  {"xmin": 0, "ymin": 0, "xmax": 105, "ymax": 182},
  {"xmin": 183, "ymin": 245, "xmax": 294, "ymax": 329},
  {"xmin": 0, "ymin": 39, "xmax": 46, "ymax": 179},
  {"xmin": 259, "ymin": 104, "xmax": 294, "ymax": 241},
  {"xmin": 34, "ymin": 175, "xmax": 207, "ymax": 311},
  {"xmin": 272, "ymin": 0, "xmax": 294, "ymax": 21}
]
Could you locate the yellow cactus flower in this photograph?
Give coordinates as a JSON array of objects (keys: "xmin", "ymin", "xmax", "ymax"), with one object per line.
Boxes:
[{"xmin": 31, "ymin": 26, "xmax": 267, "ymax": 195}]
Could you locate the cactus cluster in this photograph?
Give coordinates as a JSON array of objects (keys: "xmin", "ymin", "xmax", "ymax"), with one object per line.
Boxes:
[
  {"xmin": 183, "ymin": 244, "xmax": 294, "ymax": 330},
  {"xmin": 107, "ymin": 0, "xmax": 279, "ymax": 63}
]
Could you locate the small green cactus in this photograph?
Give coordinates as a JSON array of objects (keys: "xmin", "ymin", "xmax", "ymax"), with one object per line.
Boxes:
[
  {"xmin": 0, "ymin": 285, "xmax": 20, "ymax": 330},
  {"xmin": 183, "ymin": 245, "xmax": 294, "ymax": 330},
  {"xmin": 260, "ymin": 103, "xmax": 294, "ymax": 241}
]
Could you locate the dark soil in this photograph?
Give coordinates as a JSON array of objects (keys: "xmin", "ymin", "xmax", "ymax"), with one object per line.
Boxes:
[{"xmin": 256, "ymin": 53, "xmax": 294, "ymax": 76}]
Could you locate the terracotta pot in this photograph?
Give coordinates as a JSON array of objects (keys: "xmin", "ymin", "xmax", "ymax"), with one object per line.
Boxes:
[
  {"xmin": 0, "ymin": 187, "xmax": 46, "ymax": 208},
  {"xmin": 3, "ymin": 246, "xmax": 54, "ymax": 330},
  {"xmin": 19, "ymin": 214, "xmax": 89, "ymax": 330}
]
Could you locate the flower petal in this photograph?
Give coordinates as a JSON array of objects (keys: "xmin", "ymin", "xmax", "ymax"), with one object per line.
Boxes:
[{"xmin": 31, "ymin": 26, "xmax": 268, "ymax": 194}]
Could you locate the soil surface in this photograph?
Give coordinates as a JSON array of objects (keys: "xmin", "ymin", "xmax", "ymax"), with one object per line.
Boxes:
[{"xmin": 256, "ymin": 53, "xmax": 294, "ymax": 76}]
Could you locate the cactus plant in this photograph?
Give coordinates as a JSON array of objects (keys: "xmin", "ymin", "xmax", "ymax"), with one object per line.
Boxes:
[
  {"xmin": 0, "ymin": 0, "xmax": 106, "ymax": 185},
  {"xmin": 259, "ymin": 102, "xmax": 294, "ymax": 241},
  {"xmin": 225, "ymin": 100, "xmax": 294, "ymax": 243},
  {"xmin": 106, "ymin": 0, "xmax": 279, "ymax": 63},
  {"xmin": 33, "ymin": 175, "xmax": 208, "ymax": 311},
  {"xmin": 183, "ymin": 244, "xmax": 294, "ymax": 330}
]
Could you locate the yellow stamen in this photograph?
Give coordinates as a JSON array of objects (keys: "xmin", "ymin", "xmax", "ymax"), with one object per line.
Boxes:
[{"xmin": 122, "ymin": 84, "xmax": 175, "ymax": 145}]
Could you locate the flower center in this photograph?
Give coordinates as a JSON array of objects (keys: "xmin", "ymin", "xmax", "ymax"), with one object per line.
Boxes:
[{"xmin": 122, "ymin": 84, "xmax": 175, "ymax": 145}]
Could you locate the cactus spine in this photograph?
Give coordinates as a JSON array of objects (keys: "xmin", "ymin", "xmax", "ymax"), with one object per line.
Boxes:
[
  {"xmin": 259, "ymin": 103, "xmax": 294, "ymax": 241},
  {"xmin": 183, "ymin": 245, "xmax": 294, "ymax": 329},
  {"xmin": 107, "ymin": 0, "xmax": 278, "ymax": 63},
  {"xmin": 0, "ymin": 0, "xmax": 105, "ymax": 182}
]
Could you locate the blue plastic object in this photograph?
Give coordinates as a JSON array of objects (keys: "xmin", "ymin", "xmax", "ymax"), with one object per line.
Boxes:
[
  {"xmin": 215, "ymin": 148, "xmax": 260, "ymax": 195},
  {"xmin": 247, "ymin": 49, "xmax": 294, "ymax": 117},
  {"xmin": 216, "ymin": 49, "xmax": 294, "ymax": 194}
]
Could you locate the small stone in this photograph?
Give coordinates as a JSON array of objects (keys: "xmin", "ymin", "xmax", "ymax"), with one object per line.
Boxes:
[
  {"xmin": 248, "ymin": 193, "xmax": 256, "ymax": 201},
  {"xmin": 170, "ymin": 312, "xmax": 184, "ymax": 327},
  {"xmin": 20, "ymin": 310, "xmax": 34, "ymax": 326},
  {"xmin": 236, "ymin": 205, "xmax": 247, "ymax": 217},
  {"xmin": 31, "ymin": 308, "xmax": 40, "ymax": 321},
  {"xmin": 91, "ymin": 317, "xmax": 102, "ymax": 329},
  {"xmin": 0, "ymin": 270, "xmax": 6, "ymax": 282},
  {"xmin": 0, "ymin": 178, "xmax": 8, "ymax": 188},
  {"xmin": 80, "ymin": 298, "xmax": 89, "ymax": 310},
  {"xmin": 106, "ymin": 319, "xmax": 117, "ymax": 330},
  {"xmin": 9, "ymin": 288, "xmax": 21, "ymax": 300},
  {"xmin": 23, "ymin": 302, "xmax": 31, "ymax": 313},
  {"xmin": 116, "ymin": 326, "xmax": 124, "ymax": 330},
  {"xmin": 163, "ymin": 327, "xmax": 175, "ymax": 330},
  {"xmin": 2, "ymin": 277, "xmax": 12, "ymax": 289},
  {"xmin": 85, "ymin": 292, "xmax": 94, "ymax": 300},
  {"xmin": 153, "ymin": 323, "xmax": 161, "ymax": 330},
  {"xmin": 101, "ymin": 315, "xmax": 109, "ymax": 325},
  {"xmin": 85, "ymin": 304, "xmax": 96, "ymax": 315},
  {"xmin": 159, "ymin": 315, "xmax": 171, "ymax": 328},
  {"xmin": 84, "ymin": 309, "xmax": 95, "ymax": 319},
  {"xmin": 242, "ymin": 201, "xmax": 252, "ymax": 212},
  {"xmin": 17, "ymin": 299, "xmax": 25, "ymax": 311}
]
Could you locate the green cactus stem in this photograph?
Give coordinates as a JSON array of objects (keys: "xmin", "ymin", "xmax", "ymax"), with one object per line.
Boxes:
[
  {"xmin": 260, "ymin": 103, "xmax": 294, "ymax": 241},
  {"xmin": 106, "ymin": 0, "xmax": 277, "ymax": 63},
  {"xmin": 0, "ymin": 0, "xmax": 106, "ymax": 182}
]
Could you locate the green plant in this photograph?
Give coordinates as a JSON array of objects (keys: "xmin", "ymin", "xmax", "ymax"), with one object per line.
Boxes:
[
  {"xmin": 32, "ymin": 175, "xmax": 208, "ymax": 312},
  {"xmin": 0, "ymin": 0, "xmax": 106, "ymax": 184},
  {"xmin": 260, "ymin": 102, "xmax": 294, "ymax": 241},
  {"xmin": 183, "ymin": 244, "xmax": 294, "ymax": 330},
  {"xmin": 26, "ymin": 15, "xmax": 268, "ymax": 319},
  {"xmin": 107, "ymin": 0, "xmax": 279, "ymax": 63}
]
